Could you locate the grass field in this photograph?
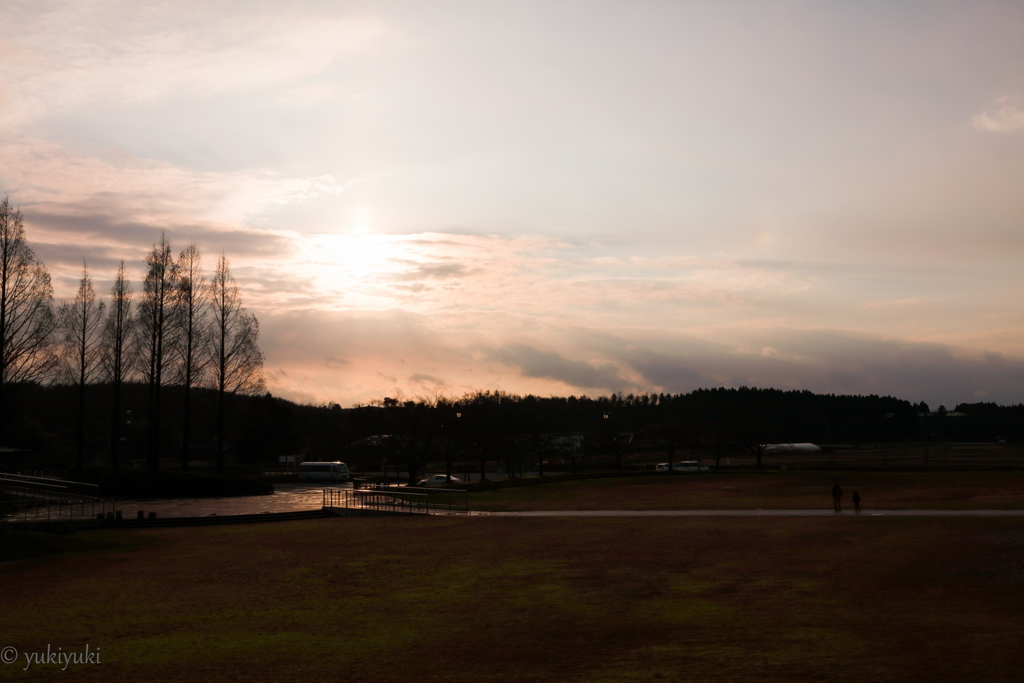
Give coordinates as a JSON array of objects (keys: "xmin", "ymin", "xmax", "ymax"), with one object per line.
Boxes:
[
  {"xmin": 467, "ymin": 471, "xmax": 1024, "ymax": 511},
  {"xmin": 2, "ymin": 514, "xmax": 1021, "ymax": 682}
]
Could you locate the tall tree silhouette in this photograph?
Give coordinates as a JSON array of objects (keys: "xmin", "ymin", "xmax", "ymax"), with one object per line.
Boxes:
[
  {"xmin": 102, "ymin": 262, "xmax": 134, "ymax": 472},
  {"xmin": 58, "ymin": 263, "xmax": 106, "ymax": 474},
  {"xmin": 707, "ymin": 421, "xmax": 735, "ymax": 470},
  {"xmin": 436, "ymin": 397, "xmax": 463, "ymax": 483},
  {"xmin": 0, "ymin": 196, "xmax": 58, "ymax": 444},
  {"xmin": 173, "ymin": 242, "xmax": 209, "ymax": 471},
  {"xmin": 379, "ymin": 392, "xmax": 447, "ymax": 486},
  {"xmin": 136, "ymin": 234, "xmax": 177, "ymax": 471},
  {"xmin": 209, "ymin": 254, "xmax": 265, "ymax": 473}
]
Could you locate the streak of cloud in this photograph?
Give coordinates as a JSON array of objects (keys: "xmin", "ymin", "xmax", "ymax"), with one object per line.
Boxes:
[
  {"xmin": 484, "ymin": 344, "xmax": 627, "ymax": 393},
  {"xmin": 972, "ymin": 97, "xmax": 1024, "ymax": 132}
]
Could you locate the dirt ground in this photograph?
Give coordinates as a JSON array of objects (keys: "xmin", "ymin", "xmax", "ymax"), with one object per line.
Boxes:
[
  {"xmin": 2, "ymin": 515, "xmax": 1021, "ymax": 682},
  {"xmin": 468, "ymin": 471, "xmax": 1024, "ymax": 511}
]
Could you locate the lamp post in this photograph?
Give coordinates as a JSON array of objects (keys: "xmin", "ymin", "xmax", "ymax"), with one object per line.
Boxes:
[
  {"xmin": 455, "ymin": 412, "xmax": 471, "ymax": 482},
  {"xmin": 603, "ymin": 412, "xmax": 619, "ymax": 471},
  {"xmin": 922, "ymin": 412, "xmax": 930, "ymax": 470},
  {"xmin": 443, "ymin": 411, "xmax": 461, "ymax": 484},
  {"xmin": 124, "ymin": 410, "xmax": 132, "ymax": 469}
]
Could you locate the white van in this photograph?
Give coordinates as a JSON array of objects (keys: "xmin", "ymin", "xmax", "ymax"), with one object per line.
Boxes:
[{"xmin": 297, "ymin": 461, "xmax": 350, "ymax": 482}]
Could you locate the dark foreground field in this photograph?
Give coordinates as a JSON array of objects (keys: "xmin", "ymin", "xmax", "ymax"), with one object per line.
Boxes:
[
  {"xmin": 2, "ymin": 515, "xmax": 1021, "ymax": 682},
  {"xmin": 468, "ymin": 471, "xmax": 1024, "ymax": 511}
]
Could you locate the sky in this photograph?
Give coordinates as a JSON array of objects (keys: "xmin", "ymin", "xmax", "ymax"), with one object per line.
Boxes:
[{"xmin": 1, "ymin": 0, "xmax": 1022, "ymax": 408}]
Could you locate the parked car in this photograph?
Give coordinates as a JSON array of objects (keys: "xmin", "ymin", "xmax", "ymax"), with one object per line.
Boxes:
[
  {"xmin": 655, "ymin": 463, "xmax": 672, "ymax": 471},
  {"xmin": 417, "ymin": 474, "xmax": 461, "ymax": 486}
]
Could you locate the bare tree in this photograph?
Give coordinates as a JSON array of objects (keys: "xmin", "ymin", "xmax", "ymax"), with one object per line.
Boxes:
[
  {"xmin": 529, "ymin": 430, "xmax": 557, "ymax": 476},
  {"xmin": 463, "ymin": 394, "xmax": 500, "ymax": 481},
  {"xmin": 377, "ymin": 394, "xmax": 445, "ymax": 486},
  {"xmin": 707, "ymin": 421, "xmax": 735, "ymax": 470},
  {"xmin": 102, "ymin": 262, "xmax": 134, "ymax": 472},
  {"xmin": 172, "ymin": 242, "xmax": 210, "ymax": 471},
  {"xmin": 436, "ymin": 397, "xmax": 463, "ymax": 483},
  {"xmin": 57, "ymin": 263, "xmax": 106, "ymax": 474},
  {"xmin": 136, "ymin": 233, "xmax": 177, "ymax": 471},
  {"xmin": 209, "ymin": 254, "xmax": 265, "ymax": 473},
  {"xmin": 468, "ymin": 391, "xmax": 520, "ymax": 480},
  {"xmin": 657, "ymin": 417, "xmax": 684, "ymax": 472},
  {"xmin": 739, "ymin": 420, "xmax": 775, "ymax": 470},
  {"xmin": 0, "ymin": 196, "xmax": 58, "ymax": 443},
  {"xmin": 553, "ymin": 434, "xmax": 586, "ymax": 474},
  {"xmin": 599, "ymin": 411, "xmax": 633, "ymax": 471}
]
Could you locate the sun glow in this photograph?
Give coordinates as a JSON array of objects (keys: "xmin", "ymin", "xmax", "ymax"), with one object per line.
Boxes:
[
  {"xmin": 295, "ymin": 232, "xmax": 458, "ymax": 309},
  {"xmin": 286, "ymin": 231, "xmax": 548, "ymax": 313},
  {"xmin": 304, "ymin": 233, "xmax": 393, "ymax": 280}
]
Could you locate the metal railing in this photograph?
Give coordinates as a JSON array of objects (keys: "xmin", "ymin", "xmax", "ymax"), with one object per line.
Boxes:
[
  {"xmin": 362, "ymin": 484, "xmax": 468, "ymax": 512},
  {"xmin": 1, "ymin": 473, "xmax": 115, "ymax": 522},
  {"xmin": 323, "ymin": 485, "xmax": 468, "ymax": 515},
  {"xmin": 0, "ymin": 472, "xmax": 103, "ymax": 495}
]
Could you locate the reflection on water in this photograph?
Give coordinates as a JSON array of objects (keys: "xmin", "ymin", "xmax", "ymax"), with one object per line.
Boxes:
[
  {"xmin": 4, "ymin": 482, "xmax": 347, "ymax": 522},
  {"xmin": 117, "ymin": 482, "xmax": 347, "ymax": 518}
]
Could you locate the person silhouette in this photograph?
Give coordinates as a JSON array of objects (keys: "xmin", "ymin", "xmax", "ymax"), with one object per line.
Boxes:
[
  {"xmin": 831, "ymin": 478, "xmax": 843, "ymax": 512},
  {"xmin": 852, "ymin": 490, "xmax": 861, "ymax": 513}
]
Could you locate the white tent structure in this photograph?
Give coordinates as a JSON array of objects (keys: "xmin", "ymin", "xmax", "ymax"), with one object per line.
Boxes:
[{"xmin": 763, "ymin": 443, "xmax": 821, "ymax": 454}]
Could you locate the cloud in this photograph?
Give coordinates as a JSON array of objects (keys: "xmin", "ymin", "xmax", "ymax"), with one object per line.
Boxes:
[
  {"xmin": 390, "ymin": 261, "xmax": 476, "ymax": 281},
  {"xmin": 27, "ymin": 205, "xmax": 291, "ymax": 258},
  {"xmin": 409, "ymin": 373, "xmax": 445, "ymax": 386},
  {"xmin": 972, "ymin": 97, "xmax": 1024, "ymax": 133},
  {"xmin": 19, "ymin": 200, "xmax": 297, "ymax": 300},
  {"xmin": 1, "ymin": 135, "xmax": 348, "ymax": 221},
  {"xmin": 0, "ymin": 1, "xmax": 394, "ymax": 126},
  {"xmin": 862, "ymin": 297, "xmax": 923, "ymax": 310},
  {"xmin": 277, "ymin": 83, "xmax": 338, "ymax": 108},
  {"xmin": 485, "ymin": 343, "xmax": 628, "ymax": 392},
  {"xmin": 0, "ymin": 136, "xmax": 350, "ymax": 299},
  {"xmin": 606, "ymin": 328, "xmax": 1024, "ymax": 406}
]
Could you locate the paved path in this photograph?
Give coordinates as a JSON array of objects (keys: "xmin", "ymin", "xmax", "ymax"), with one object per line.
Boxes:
[{"xmin": 468, "ymin": 509, "xmax": 1024, "ymax": 517}]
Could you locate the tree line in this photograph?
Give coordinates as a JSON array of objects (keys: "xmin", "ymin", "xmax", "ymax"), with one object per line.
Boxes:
[
  {"xmin": 337, "ymin": 388, "xmax": 1023, "ymax": 483},
  {"xmin": 0, "ymin": 196, "xmax": 265, "ymax": 474}
]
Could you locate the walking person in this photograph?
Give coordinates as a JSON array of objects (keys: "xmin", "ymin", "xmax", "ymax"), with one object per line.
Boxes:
[
  {"xmin": 831, "ymin": 478, "xmax": 843, "ymax": 512},
  {"xmin": 852, "ymin": 490, "xmax": 861, "ymax": 513}
]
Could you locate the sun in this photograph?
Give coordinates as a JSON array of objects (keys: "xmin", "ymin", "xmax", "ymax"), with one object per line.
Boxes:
[{"xmin": 301, "ymin": 232, "xmax": 396, "ymax": 290}]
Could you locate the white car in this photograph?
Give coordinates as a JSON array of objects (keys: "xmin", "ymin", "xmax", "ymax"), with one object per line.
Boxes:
[{"xmin": 416, "ymin": 474, "xmax": 461, "ymax": 486}]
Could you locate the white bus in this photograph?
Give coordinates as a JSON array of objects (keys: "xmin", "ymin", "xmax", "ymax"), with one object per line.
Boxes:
[{"xmin": 297, "ymin": 461, "xmax": 351, "ymax": 482}]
